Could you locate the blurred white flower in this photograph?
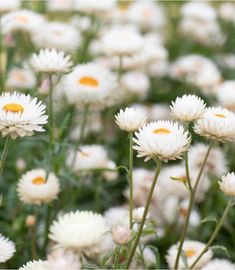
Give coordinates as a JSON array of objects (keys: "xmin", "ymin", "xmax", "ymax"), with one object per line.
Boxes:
[
  {"xmin": 219, "ymin": 172, "xmax": 235, "ymax": 196},
  {"xmin": 133, "ymin": 121, "xmax": 190, "ymax": 162},
  {"xmin": 6, "ymin": 68, "xmax": 36, "ymax": 90},
  {"xmin": 0, "ymin": 92, "xmax": 48, "ymax": 139},
  {"xmin": 194, "ymin": 107, "xmax": 235, "ymax": 142},
  {"xmin": 31, "ymin": 49, "xmax": 73, "ymax": 74},
  {"xmin": 0, "ymin": 0, "xmax": 20, "ymax": 14},
  {"xmin": 0, "ymin": 234, "xmax": 15, "ymax": 263},
  {"xmin": 181, "ymin": 2, "xmax": 216, "ymax": 21},
  {"xmin": 104, "ymin": 206, "xmax": 129, "ymax": 228},
  {"xmin": 201, "ymin": 259, "xmax": 235, "ymax": 270},
  {"xmin": 19, "ymin": 260, "xmax": 50, "ymax": 270},
  {"xmin": 17, "ymin": 169, "xmax": 60, "ymax": 205},
  {"xmin": 170, "ymin": 94, "xmax": 206, "ymax": 122},
  {"xmin": 216, "ymin": 81, "xmax": 235, "ymax": 112},
  {"xmin": 75, "ymin": 0, "xmax": 116, "ymax": 16},
  {"xmin": 49, "ymin": 211, "xmax": 107, "ymax": 251},
  {"xmin": 219, "ymin": 3, "xmax": 235, "ymax": 23},
  {"xmin": 47, "ymin": 0, "xmax": 75, "ymax": 12},
  {"xmin": 166, "ymin": 240, "xmax": 213, "ymax": 269},
  {"xmin": 115, "ymin": 107, "xmax": 147, "ymax": 132}
]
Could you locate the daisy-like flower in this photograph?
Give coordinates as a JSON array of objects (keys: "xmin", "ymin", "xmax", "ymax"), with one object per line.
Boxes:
[
  {"xmin": 102, "ymin": 26, "xmax": 143, "ymax": 57},
  {"xmin": 30, "ymin": 49, "xmax": 73, "ymax": 74},
  {"xmin": 201, "ymin": 259, "xmax": 235, "ymax": 270},
  {"xmin": 115, "ymin": 107, "xmax": 147, "ymax": 132},
  {"xmin": 194, "ymin": 107, "xmax": 235, "ymax": 141},
  {"xmin": 0, "ymin": 92, "xmax": 48, "ymax": 139},
  {"xmin": 0, "ymin": 234, "xmax": 15, "ymax": 263},
  {"xmin": 216, "ymin": 80, "xmax": 235, "ymax": 112},
  {"xmin": 17, "ymin": 169, "xmax": 60, "ymax": 205},
  {"xmin": 75, "ymin": 0, "xmax": 116, "ymax": 16},
  {"xmin": 219, "ymin": 172, "xmax": 235, "ymax": 196},
  {"xmin": 133, "ymin": 121, "xmax": 190, "ymax": 162},
  {"xmin": 170, "ymin": 94, "xmax": 206, "ymax": 122},
  {"xmin": 19, "ymin": 260, "xmax": 50, "ymax": 270},
  {"xmin": 6, "ymin": 68, "xmax": 36, "ymax": 90},
  {"xmin": 166, "ymin": 240, "xmax": 213, "ymax": 269},
  {"xmin": 49, "ymin": 211, "xmax": 107, "ymax": 251},
  {"xmin": 64, "ymin": 63, "xmax": 117, "ymax": 108}
]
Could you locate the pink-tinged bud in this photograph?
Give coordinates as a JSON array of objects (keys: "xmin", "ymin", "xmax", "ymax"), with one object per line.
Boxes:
[
  {"xmin": 25, "ymin": 215, "xmax": 36, "ymax": 227},
  {"xmin": 112, "ymin": 225, "xmax": 131, "ymax": 245},
  {"xmin": 16, "ymin": 158, "xmax": 26, "ymax": 172},
  {"xmin": 39, "ymin": 78, "xmax": 50, "ymax": 95}
]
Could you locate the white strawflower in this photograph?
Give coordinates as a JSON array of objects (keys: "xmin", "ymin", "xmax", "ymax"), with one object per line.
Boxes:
[
  {"xmin": 201, "ymin": 259, "xmax": 235, "ymax": 270},
  {"xmin": 75, "ymin": 0, "xmax": 116, "ymax": 16},
  {"xmin": 133, "ymin": 121, "xmax": 190, "ymax": 162},
  {"xmin": 32, "ymin": 22, "xmax": 80, "ymax": 53},
  {"xmin": 64, "ymin": 63, "xmax": 117, "ymax": 109},
  {"xmin": 166, "ymin": 240, "xmax": 213, "ymax": 269},
  {"xmin": 216, "ymin": 81, "xmax": 235, "ymax": 111},
  {"xmin": 6, "ymin": 68, "xmax": 36, "ymax": 90},
  {"xmin": 112, "ymin": 225, "xmax": 131, "ymax": 245},
  {"xmin": 102, "ymin": 27, "xmax": 143, "ymax": 56},
  {"xmin": 104, "ymin": 207, "xmax": 129, "ymax": 228},
  {"xmin": 115, "ymin": 107, "xmax": 147, "ymax": 132},
  {"xmin": 0, "ymin": 92, "xmax": 48, "ymax": 139},
  {"xmin": 219, "ymin": 172, "xmax": 235, "ymax": 196},
  {"xmin": 194, "ymin": 107, "xmax": 235, "ymax": 141},
  {"xmin": 181, "ymin": 2, "xmax": 216, "ymax": 21},
  {"xmin": 0, "ymin": 0, "xmax": 20, "ymax": 14},
  {"xmin": 170, "ymin": 94, "xmax": 206, "ymax": 122},
  {"xmin": 2, "ymin": 9, "xmax": 45, "ymax": 35},
  {"xmin": 0, "ymin": 234, "xmax": 15, "ymax": 263},
  {"xmin": 19, "ymin": 260, "xmax": 50, "ymax": 270},
  {"xmin": 49, "ymin": 211, "xmax": 107, "ymax": 250},
  {"xmin": 30, "ymin": 49, "xmax": 73, "ymax": 74},
  {"xmin": 17, "ymin": 169, "xmax": 60, "ymax": 205}
]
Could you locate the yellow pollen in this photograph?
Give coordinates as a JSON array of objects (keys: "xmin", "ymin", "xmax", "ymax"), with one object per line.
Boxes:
[
  {"xmin": 153, "ymin": 128, "xmax": 171, "ymax": 135},
  {"xmin": 80, "ymin": 151, "xmax": 90, "ymax": 157},
  {"xmin": 3, "ymin": 103, "xmax": 24, "ymax": 113},
  {"xmin": 16, "ymin": 16, "xmax": 28, "ymax": 23},
  {"xmin": 185, "ymin": 249, "xmax": 196, "ymax": 258},
  {"xmin": 214, "ymin": 113, "xmax": 226, "ymax": 118},
  {"xmin": 32, "ymin": 176, "xmax": 46, "ymax": 185},
  {"xmin": 79, "ymin": 76, "xmax": 99, "ymax": 87}
]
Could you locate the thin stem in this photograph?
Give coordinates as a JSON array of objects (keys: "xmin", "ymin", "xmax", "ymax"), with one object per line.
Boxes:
[
  {"xmin": 190, "ymin": 197, "xmax": 233, "ymax": 269},
  {"xmin": 43, "ymin": 204, "xmax": 52, "ymax": 253},
  {"xmin": 126, "ymin": 160, "xmax": 162, "ymax": 269},
  {"xmin": 129, "ymin": 132, "xmax": 133, "ymax": 229},
  {"xmin": 185, "ymin": 150, "xmax": 192, "ymax": 192},
  {"xmin": 114, "ymin": 245, "xmax": 121, "ymax": 269},
  {"xmin": 48, "ymin": 74, "xmax": 54, "ymax": 149},
  {"xmin": 30, "ymin": 226, "xmax": 36, "ymax": 260},
  {"xmin": 0, "ymin": 135, "xmax": 10, "ymax": 176},
  {"xmin": 174, "ymin": 140, "xmax": 214, "ymax": 269}
]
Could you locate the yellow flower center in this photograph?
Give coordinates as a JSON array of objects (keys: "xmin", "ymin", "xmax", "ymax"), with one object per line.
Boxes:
[
  {"xmin": 32, "ymin": 176, "xmax": 46, "ymax": 185},
  {"xmin": 13, "ymin": 71, "xmax": 26, "ymax": 83},
  {"xmin": 78, "ymin": 76, "xmax": 99, "ymax": 87},
  {"xmin": 80, "ymin": 151, "xmax": 90, "ymax": 157},
  {"xmin": 185, "ymin": 249, "xmax": 196, "ymax": 258},
  {"xmin": 3, "ymin": 103, "xmax": 24, "ymax": 114},
  {"xmin": 153, "ymin": 128, "xmax": 171, "ymax": 135},
  {"xmin": 214, "ymin": 113, "xmax": 226, "ymax": 118},
  {"xmin": 16, "ymin": 16, "xmax": 28, "ymax": 23}
]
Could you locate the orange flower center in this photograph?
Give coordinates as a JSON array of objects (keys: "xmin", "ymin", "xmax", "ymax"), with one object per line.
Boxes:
[
  {"xmin": 32, "ymin": 176, "xmax": 46, "ymax": 185},
  {"xmin": 79, "ymin": 76, "xmax": 99, "ymax": 87},
  {"xmin": 214, "ymin": 113, "xmax": 226, "ymax": 118},
  {"xmin": 80, "ymin": 151, "xmax": 90, "ymax": 157},
  {"xmin": 153, "ymin": 128, "xmax": 171, "ymax": 135},
  {"xmin": 16, "ymin": 16, "xmax": 28, "ymax": 23},
  {"xmin": 13, "ymin": 72, "xmax": 26, "ymax": 83},
  {"xmin": 3, "ymin": 103, "xmax": 24, "ymax": 113},
  {"xmin": 185, "ymin": 249, "xmax": 196, "ymax": 258}
]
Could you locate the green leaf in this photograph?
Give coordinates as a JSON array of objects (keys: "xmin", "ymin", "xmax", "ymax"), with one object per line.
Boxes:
[
  {"xmin": 200, "ymin": 216, "xmax": 218, "ymax": 225},
  {"xmin": 211, "ymin": 245, "xmax": 230, "ymax": 258},
  {"xmin": 148, "ymin": 245, "xmax": 161, "ymax": 268},
  {"xmin": 100, "ymin": 250, "xmax": 115, "ymax": 267}
]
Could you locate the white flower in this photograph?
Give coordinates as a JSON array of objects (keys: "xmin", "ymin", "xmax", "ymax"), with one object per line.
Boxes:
[
  {"xmin": 201, "ymin": 259, "xmax": 235, "ymax": 270},
  {"xmin": 47, "ymin": 0, "xmax": 75, "ymax": 12},
  {"xmin": 6, "ymin": 68, "xmax": 36, "ymax": 90},
  {"xmin": 166, "ymin": 240, "xmax": 213, "ymax": 269},
  {"xmin": 171, "ymin": 94, "xmax": 206, "ymax": 122},
  {"xmin": 32, "ymin": 22, "xmax": 80, "ymax": 53},
  {"xmin": 64, "ymin": 63, "xmax": 117, "ymax": 108},
  {"xmin": 0, "ymin": 234, "xmax": 15, "ymax": 263},
  {"xmin": 104, "ymin": 207, "xmax": 129, "ymax": 228},
  {"xmin": 188, "ymin": 143, "xmax": 227, "ymax": 177},
  {"xmin": 133, "ymin": 121, "xmax": 190, "ymax": 162},
  {"xmin": 0, "ymin": 92, "xmax": 48, "ymax": 139},
  {"xmin": 47, "ymin": 248, "xmax": 81, "ymax": 270},
  {"xmin": 219, "ymin": 3, "xmax": 235, "ymax": 23},
  {"xmin": 19, "ymin": 260, "xmax": 50, "ymax": 270},
  {"xmin": 102, "ymin": 26, "xmax": 143, "ymax": 56},
  {"xmin": 30, "ymin": 49, "xmax": 73, "ymax": 74},
  {"xmin": 49, "ymin": 211, "xmax": 107, "ymax": 251},
  {"xmin": 216, "ymin": 80, "xmax": 235, "ymax": 112},
  {"xmin": 0, "ymin": 0, "xmax": 20, "ymax": 14},
  {"xmin": 17, "ymin": 169, "xmax": 60, "ymax": 205},
  {"xmin": 115, "ymin": 107, "xmax": 147, "ymax": 132},
  {"xmin": 2, "ymin": 9, "xmax": 45, "ymax": 35},
  {"xmin": 75, "ymin": 0, "xmax": 116, "ymax": 16},
  {"xmin": 112, "ymin": 225, "xmax": 131, "ymax": 245},
  {"xmin": 194, "ymin": 107, "xmax": 235, "ymax": 141},
  {"xmin": 219, "ymin": 172, "xmax": 235, "ymax": 196}
]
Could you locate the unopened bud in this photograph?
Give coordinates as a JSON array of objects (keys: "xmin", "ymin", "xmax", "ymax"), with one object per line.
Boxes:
[
  {"xmin": 25, "ymin": 215, "xmax": 36, "ymax": 227},
  {"xmin": 112, "ymin": 225, "xmax": 131, "ymax": 245}
]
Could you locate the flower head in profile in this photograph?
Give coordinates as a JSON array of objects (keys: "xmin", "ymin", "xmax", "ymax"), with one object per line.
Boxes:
[
  {"xmin": 170, "ymin": 94, "xmax": 206, "ymax": 122},
  {"xmin": 194, "ymin": 107, "xmax": 235, "ymax": 141},
  {"xmin": 0, "ymin": 92, "xmax": 48, "ymax": 139},
  {"xmin": 201, "ymin": 259, "xmax": 235, "ymax": 270},
  {"xmin": 219, "ymin": 172, "xmax": 235, "ymax": 196},
  {"xmin": 19, "ymin": 260, "xmax": 49, "ymax": 270},
  {"xmin": 30, "ymin": 49, "xmax": 73, "ymax": 74},
  {"xmin": 133, "ymin": 121, "xmax": 190, "ymax": 162},
  {"xmin": 0, "ymin": 234, "xmax": 15, "ymax": 263},
  {"xmin": 115, "ymin": 107, "xmax": 147, "ymax": 132}
]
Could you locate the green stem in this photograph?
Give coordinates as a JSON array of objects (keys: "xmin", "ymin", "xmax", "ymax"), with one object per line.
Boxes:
[
  {"xmin": 185, "ymin": 150, "xmax": 192, "ymax": 192},
  {"xmin": 129, "ymin": 132, "xmax": 133, "ymax": 229},
  {"xmin": 114, "ymin": 245, "xmax": 121, "ymax": 269},
  {"xmin": 174, "ymin": 140, "xmax": 214, "ymax": 269},
  {"xmin": 0, "ymin": 135, "xmax": 10, "ymax": 176},
  {"xmin": 48, "ymin": 74, "xmax": 54, "ymax": 149},
  {"xmin": 126, "ymin": 160, "xmax": 162, "ymax": 269},
  {"xmin": 190, "ymin": 197, "xmax": 233, "ymax": 269},
  {"xmin": 43, "ymin": 204, "xmax": 51, "ymax": 253}
]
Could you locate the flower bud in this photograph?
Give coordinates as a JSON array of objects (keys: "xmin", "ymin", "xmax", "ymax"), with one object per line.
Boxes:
[
  {"xmin": 112, "ymin": 225, "xmax": 131, "ymax": 245},
  {"xmin": 25, "ymin": 215, "xmax": 36, "ymax": 227}
]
